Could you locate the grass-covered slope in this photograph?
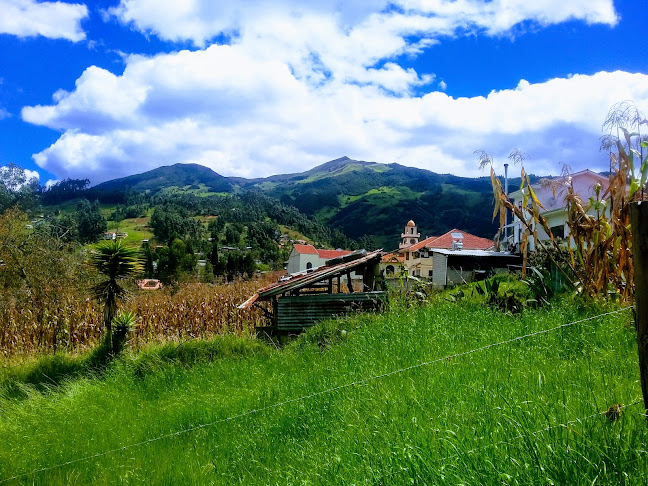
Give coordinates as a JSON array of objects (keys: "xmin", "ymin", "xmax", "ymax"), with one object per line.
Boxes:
[
  {"xmin": 85, "ymin": 157, "xmax": 515, "ymax": 247},
  {"xmin": 91, "ymin": 163, "xmax": 237, "ymax": 197},
  {"xmin": 259, "ymin": 157, "xmax": 501, "ymax": 247},
  {"xmin": 0, "ymin": 296, "xmax": 644, "ymax": 484}
]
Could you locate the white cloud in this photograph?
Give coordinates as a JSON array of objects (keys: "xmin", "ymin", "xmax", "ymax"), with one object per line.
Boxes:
[
  {"xmin": 19, "ymin": 0, "xmax": 644, "ymax": 185},
  {"xmin": 22, "ymin": 43, "xmax": 648, "ymax": 183},
  {"xmin": 24, "ymin": 168, "xmax": 39, "ymax": 182},
  {"xmin": 0, "ymin": 0, "xmax": 88, "ymax": 41},
  {"xmin": 107, "ymin": 0, "xmax": 617, "ymax": 93},
  {"xmin": 110, "ymin": 1, "xmax": 618, "ymax": 47}
]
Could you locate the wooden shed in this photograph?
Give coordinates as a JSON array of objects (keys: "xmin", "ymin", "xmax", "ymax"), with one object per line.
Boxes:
[{"xmin": 238, "ymin": 249, "xmax": 387, "ymax": 333}]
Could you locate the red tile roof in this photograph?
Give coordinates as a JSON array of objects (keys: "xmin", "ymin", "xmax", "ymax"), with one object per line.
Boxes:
[
  {"xmin": 405, "ymin": 229, "xmax": 493, "ymax": 252},
  {"xmin": 317, "ymin": 249, "xmax": 352, "ymax": 259},
  {"xmin": 293, "ymin": 244, "xmax": 319, "ymax": 255},
  {"xmin": 408, "ymin": 236, "xmax": 438, "ymax": 252},
  {"xmin": 293, "ymin": 244, "xmax": 352, "ymax": 259},
  {"xmin": 382, "ymin": 253, "xmax": 405, "ymax": 263}
]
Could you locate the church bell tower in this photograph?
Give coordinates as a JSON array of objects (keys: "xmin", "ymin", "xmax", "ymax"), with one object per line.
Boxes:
[{"xmin": 399, "ymin": 220, "xmax": 420, "ymax": 249}]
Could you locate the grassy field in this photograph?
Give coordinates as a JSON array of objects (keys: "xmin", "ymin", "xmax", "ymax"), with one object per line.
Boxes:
[{"xmin": 0, "ymin": 294, "xmax": 645, "ymax": 484}]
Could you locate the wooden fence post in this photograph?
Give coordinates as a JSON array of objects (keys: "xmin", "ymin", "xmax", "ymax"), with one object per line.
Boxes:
[{"xmin": 630, "ymin": 201, "xmax": 648, "ymax": 424}]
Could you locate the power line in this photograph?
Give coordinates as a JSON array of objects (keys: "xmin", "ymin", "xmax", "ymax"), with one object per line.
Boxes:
[{"xmin": 0, "ymin": 307, "xmax": 633, "ymax": 483}]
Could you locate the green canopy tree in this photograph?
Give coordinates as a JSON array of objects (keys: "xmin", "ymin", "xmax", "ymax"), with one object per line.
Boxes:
[
  {"xmin": 91, "ymin": 240, "xmax": 143, "ymax": 348},
  {"xmin": 76, "ymin": 199, "xmax": 107, "ymax": 243}
]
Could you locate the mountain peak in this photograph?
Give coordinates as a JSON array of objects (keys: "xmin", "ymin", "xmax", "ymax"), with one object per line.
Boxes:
[{"xmin": 306, "ymin": 156, "xmax": 374, "ymax": 174}]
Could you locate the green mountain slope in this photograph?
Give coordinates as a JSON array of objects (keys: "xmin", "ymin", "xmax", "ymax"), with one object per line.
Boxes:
[
  {"xmin": 92, "ymin": 163, "xmax": 237, "ymax": 197},
  {"xmin": 90, "ymin": 157, "xmax": 521, "ymax": 248},
  {"xmin": 249, "ymin": 157, "xmax": 500, "ymax": 249}
]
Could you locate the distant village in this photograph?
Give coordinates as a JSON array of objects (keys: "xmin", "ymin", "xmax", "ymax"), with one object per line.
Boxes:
[{"xmin": 285, "ymin": 169, "xmax": 604, "ymax": 287}]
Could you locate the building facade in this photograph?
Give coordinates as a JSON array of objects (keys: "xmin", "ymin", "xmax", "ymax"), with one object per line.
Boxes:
[
  {"xmin": 286, "ymin": 244, "xmax": 353, "ymax": 274},
  {"xmin": 397, "ymin": 221, "xmax": 494, "ymax": 277}
]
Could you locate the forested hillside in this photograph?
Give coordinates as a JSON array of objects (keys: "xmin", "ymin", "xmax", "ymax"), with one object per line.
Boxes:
[{"xmin": 86, "ymin": 156, "xmax": 535, "ymax": 248}]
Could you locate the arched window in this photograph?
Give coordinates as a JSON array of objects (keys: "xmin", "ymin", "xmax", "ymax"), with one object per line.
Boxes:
[
  {"xmin": 306, "ymin": 262, "xmax": 313, "ymax": 270},
  {"xmin": 410, "ymin": 238, "xmax": 416, "ymax": 244},
  {"xmin": 386, "ymin": 265, "xmax": 395, "ymax": 275}
]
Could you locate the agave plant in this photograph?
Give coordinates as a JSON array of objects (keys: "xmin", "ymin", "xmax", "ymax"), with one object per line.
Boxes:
[{"xmin": 91, "ymin": 240, "xmax": 143, "ymax": 347}]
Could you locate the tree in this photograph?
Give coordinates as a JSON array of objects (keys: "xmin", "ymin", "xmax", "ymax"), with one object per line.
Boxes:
[
  {"xmin": 0, "ymin": 163, "xmax": 40, "ymax": 213},
  {"xmin": 76, "ymin": 199, "xmax": 107, "ymax": 243},
  {"xmin": 42, "ymin": 178, "xmax": 90, "ymax": 205},
  {"xmin": 224, "ymin": 224, "xmax": 240, "ymax": 246},
  {"xmin": 150, "ymin": 205, "xmax": 205, "ymax": 244},
  {"xmin": 91, "ymin": 240, "xmax": 143, "ymax": 348},
  {"xmin": 142, "ymin": 241, "xmax": 155, "ymax": 277},
  {"xmin": 156, "ymin": 238, "xmax": 197, "ymax": 282}
]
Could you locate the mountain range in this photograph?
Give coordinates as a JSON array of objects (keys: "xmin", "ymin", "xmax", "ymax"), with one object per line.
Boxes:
[{"xmin": 92, "ymin": 156, "xmax": 526, "ymax": 247}]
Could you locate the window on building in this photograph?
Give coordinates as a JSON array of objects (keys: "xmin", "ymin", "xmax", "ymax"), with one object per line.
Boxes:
[
  {"xmin": 406, "ymin": 253, "xmax": 409, "ymax": 260},
  {"xmin": 386, "ymin": 265, "xmax": 395, "ymax": 275},
  {"xmin": 306, "ymin": 262, "xmax": 313, "ymax": 269},
  {"xmin": 550, "ymin": 225, "xmax": 565, "ymax": 239},
  {"xmin": 428, "ymin": 270, "xmax": 433, "ymax": 277}
]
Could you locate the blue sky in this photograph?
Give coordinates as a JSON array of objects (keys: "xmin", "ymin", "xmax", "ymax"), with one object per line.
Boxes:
[{"xmin": 0, "ymin": 0, "xmax": 647, "ymax": 186}]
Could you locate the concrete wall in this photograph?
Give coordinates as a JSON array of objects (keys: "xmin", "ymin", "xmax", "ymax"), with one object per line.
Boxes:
[
  {"xmin": 286, "ymin": 250, "xmax": 320, "ymax": 274},
  {"xmin": 432, "ymin": 253, "xmax": 447, "ymax": 286}
]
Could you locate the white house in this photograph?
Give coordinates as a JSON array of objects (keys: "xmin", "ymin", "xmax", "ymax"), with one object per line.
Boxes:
[
  {"xmin": 286, "ymin": 244, "xmax": 352, "ymax": 274},
  {"xmin": 507, "ymin": 169, "xmax": 610, "ymax": 250}
]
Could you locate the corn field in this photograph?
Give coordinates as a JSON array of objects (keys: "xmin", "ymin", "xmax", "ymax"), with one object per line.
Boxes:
[{"xmin": 0, "ymin": 273, "xmax": 279, "ymax": 360}]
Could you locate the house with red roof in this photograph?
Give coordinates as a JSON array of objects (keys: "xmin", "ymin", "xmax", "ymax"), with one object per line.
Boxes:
[
  {"xmin": 380, "ymin": 252, "xmax": 405, "ymax": 278},
  {"xmin": 286, "ymin": 244, "xmax": 353, "ymax": 274},
  {"xmin": 398, "ymin": 221, "xmax": 494, "ymax": 278}
]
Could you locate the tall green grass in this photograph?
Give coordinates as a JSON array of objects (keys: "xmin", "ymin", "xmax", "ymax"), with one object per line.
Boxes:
[{"xmin": 0, "ymin": 296, "xmax": 645, "ymax": 484}]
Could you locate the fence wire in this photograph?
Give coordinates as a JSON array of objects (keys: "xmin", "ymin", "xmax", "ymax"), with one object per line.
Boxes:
[{"xmin": 0, "ymin": 307, "xmax": 635, "ymax": 483}]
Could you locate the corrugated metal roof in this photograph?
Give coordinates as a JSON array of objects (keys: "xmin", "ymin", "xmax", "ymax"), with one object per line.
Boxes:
[{"xmin": 238, "ymin": 249, "xmax": 383, "ymax": 308}]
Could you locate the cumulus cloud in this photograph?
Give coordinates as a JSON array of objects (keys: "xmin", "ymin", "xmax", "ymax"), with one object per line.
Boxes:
[
  {"xmin": 22, "ymin": 47, "xmax": 648, "ymax": 183},
  {"xmin": 0, "ymin": 0, "xmax": 88, "ymax": 41},
  {"xmin": 20, "ymin": 0, "xmax": 644, "ymax": 184},
  {"xmin": 106, "ymin": 0, "xmax": 618, "ymax": 93},
  {"xmin": 110, "ymin": 0, "xmax": 618, "ymax": 47}
]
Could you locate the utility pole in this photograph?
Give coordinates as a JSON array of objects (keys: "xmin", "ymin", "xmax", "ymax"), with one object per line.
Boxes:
[
  {"xmin": 630, "ymin": 201, "xmax": 648, "ymax": 424},
  {"xmin": 503, "ymin": 163, "xmax": 509, "ymax": 251}
]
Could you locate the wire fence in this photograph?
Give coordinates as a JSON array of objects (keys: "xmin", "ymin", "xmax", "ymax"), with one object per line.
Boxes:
[{"xmin": 0, "ymin": 306, "xmax": 637, "ymax": 483}]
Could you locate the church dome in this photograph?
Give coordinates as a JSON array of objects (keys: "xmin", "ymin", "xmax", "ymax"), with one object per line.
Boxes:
[{"xmin": 406, "ymin": 220, "xmax": 416, "ymax": 227}]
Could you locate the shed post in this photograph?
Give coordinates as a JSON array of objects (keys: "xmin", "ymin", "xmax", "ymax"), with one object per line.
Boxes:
[
  {"xmin": 363, "ymin": 263, "xmax": 376, "ymax": 291},
  {"xmin": 630, "ymin": 201, "xmax": 648, "ymax": 424},
  {"xmin": 346, "ymin": 272, "xmax": 354, "ymax": 293},
  {"xmin": 272, "ymin": 296, "xmax": 279, "ymax": 327}
]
